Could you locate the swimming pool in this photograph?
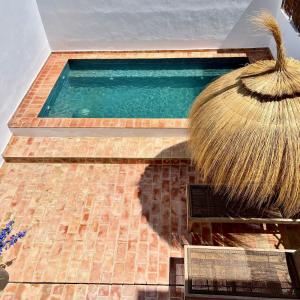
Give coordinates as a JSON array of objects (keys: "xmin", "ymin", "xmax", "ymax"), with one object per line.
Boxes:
[{"xmin": 39, "ymin": 58, "xmax": 248, "ymax": 119}]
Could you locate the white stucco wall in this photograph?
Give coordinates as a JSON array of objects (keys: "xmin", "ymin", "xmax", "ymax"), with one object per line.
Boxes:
[
  {"xmin": 221, "ymin": 0, "xmax": 281, "ymax": 48},
  {"xmin": 271, "ymin": 8, "xmax": 300, "ymax": 60},
  {"xmin": 37, "ymin": 0, "xmax": 281, "ymax": 51},
  {"xmin": 0, "ymin": 1, "xmax": 50, "ymax": 165}
]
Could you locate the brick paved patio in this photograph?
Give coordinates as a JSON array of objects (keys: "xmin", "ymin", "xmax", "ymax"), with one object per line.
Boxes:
[
  {"xmin": 0, "ymin": 158, "xmax": 291, "ymax": 299},
  {"xmin": 1, "ymin": 48, "xmax": 298, "ymax": 299},
  {"xmin": 1, "ymin": 283, "xmax": 184, "ymax": 300},
  {"xmin": 3, "ymin": 137, "xmax": 189, "ymax": 163}
]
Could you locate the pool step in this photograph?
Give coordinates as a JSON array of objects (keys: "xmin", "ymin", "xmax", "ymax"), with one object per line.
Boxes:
[
  {"xmin": 3, "ymin": 136, "xmax": 190, "ymax": 164},
  {"xmin": 67, "ymin": 75, "xmax": 216, "ymax": 87},
  {"xmin": 66, "ymin": 69, "xmax": 233, "ymax": 88},
  {"xmin": 68, "ymin": 68, "xmax": 232, "ymax": 78}
]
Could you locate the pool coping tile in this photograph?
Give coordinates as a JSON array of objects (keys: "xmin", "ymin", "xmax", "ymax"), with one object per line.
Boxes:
[{"xmin": 9, "ymin": 48, "xmax": 272, "ymax": 129}]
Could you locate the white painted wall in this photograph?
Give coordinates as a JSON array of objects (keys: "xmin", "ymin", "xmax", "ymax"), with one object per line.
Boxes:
[
  {"xmin": 0, "ymin": 0, "xmax": 50, "ymax": 165},
  {"xmin": 221, "ymin": 0, "xmax": 281, "ymax": 48},
  {"xmin": 271, "ymin": 8, "xmax": 300, "ymax": 60},
  {"xmin": 37, "ymin": 0, "xmax": 281, "ymax": 51}
]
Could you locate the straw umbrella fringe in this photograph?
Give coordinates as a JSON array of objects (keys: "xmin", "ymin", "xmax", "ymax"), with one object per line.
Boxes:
[{"xmin": 189, "ymin": 12, "xmax": 300, "ymax": 217}]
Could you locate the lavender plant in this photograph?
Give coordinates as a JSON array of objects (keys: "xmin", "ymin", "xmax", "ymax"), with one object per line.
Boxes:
[{"xmin": 0, "ymin": 220, "xmax": 26, "ymax": 261}]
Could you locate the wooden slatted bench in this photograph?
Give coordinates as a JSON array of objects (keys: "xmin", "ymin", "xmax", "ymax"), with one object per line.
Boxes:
[
  {"xmin": 184, "ymin": 245, "xmax": 300, "ymax": 300},
  {"xmin": 187, "ymin": 184, "xmax": 300, "ymax": 232}
]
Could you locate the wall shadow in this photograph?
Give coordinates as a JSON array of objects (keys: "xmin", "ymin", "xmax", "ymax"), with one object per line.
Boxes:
[
  {"xmin": 134, "ymin": 258, "xmax": 184, "ymax": 299},
  {"xmin": 220, "ymin": 0, "xmax": 280, "ymax": 49},
  {"xmin": 137, "ymin": 286, "xmax": 184, "ymax": 300}
]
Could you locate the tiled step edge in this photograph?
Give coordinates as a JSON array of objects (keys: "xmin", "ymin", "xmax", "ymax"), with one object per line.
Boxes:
[
  {"xmin": 3, "ymin": 136, "xmax": 190, "ymax": 164},
  {"xmin": 3, "ymin": 156, "xmax": 191, "ymax": 164}
]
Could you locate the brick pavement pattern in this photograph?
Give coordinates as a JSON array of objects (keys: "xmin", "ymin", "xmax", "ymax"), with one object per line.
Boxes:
[
  {"xmin": 1, "ymin": 48, "xmax": 291, "ymax": 300},
  {"xmin": 0, "ymin": 162, "xmax": 285, "ymax": 299}
]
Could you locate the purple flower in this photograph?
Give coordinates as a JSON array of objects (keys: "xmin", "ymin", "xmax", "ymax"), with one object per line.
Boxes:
[
  {"xmin": 4, "ymin": 231, "xmax": 26, "ymax": 250},
  {"xmin": 0, "ymin": 220, "xmax": 14, "ymax": 243},
  {"xmin": 0, "ymin": 220, "xmax": 26, "ymax": 256}
]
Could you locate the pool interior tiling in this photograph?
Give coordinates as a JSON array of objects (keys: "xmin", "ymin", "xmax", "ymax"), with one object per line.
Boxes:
[
  {"xmin": 8, "ymin": 48, "xmax": 272, "ymax": 131},
  {"xmin": 38, "ymin": 57, "xmax": 248, "ymax": 119},
  {"xmin": 2, "ymin": 49, "xmax": 298, "ymax": 300}
]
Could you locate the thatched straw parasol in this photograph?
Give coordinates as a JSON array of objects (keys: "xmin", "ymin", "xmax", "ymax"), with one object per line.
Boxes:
[{"xmin": 189, "ymin": 12, "xmax": 300, "ymax": 217}]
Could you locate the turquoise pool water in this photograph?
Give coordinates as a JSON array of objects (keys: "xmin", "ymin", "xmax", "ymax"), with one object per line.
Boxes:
[{"xmin": 39, "ymin": 58, "xmax": 248, "ymax": 119}]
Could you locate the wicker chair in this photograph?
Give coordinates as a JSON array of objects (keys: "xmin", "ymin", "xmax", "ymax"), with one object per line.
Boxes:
[
  {"xmin": 187, "ymin": 184, "xmax": 300, "ymax": 232},
  {"xmin": 184, "ymin": 245, "xmax": 300, "ymax": 300}
]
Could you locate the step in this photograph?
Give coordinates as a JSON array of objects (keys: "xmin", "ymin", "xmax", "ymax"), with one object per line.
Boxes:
[
  {"xmin": 67, "ymin": 75, "xmax": 217, "ymax": 88},
  {"xmin": 68, "ymin": 68, "xmax": 232, "ymax": 78},
  {"xmin": 3, "ymin": 136, "xmax": 190, "ymax": 163}
]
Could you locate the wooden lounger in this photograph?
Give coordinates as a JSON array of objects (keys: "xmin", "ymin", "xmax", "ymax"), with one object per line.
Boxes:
[
  {"xmin": 187, "ymin": 184, "xmax": 300, "ymax": 231},
  {"xmin": 184, "ymin": 245, "xmax": 300, "ymax": 300}
]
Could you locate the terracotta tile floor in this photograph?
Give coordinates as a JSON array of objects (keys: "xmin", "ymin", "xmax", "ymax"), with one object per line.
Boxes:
[
  {"xmin": 0, "ymin": 160, "xmax": 291, "ymax": 299},
  {"xmin": 1, "ymin": 47, "xmax": 295, "ymax": 299},
  {"xmin": 0, "ymin": 283, "xmax": 184, "ymax": 300},
  {"xmin": 3, "ymin": 137, "xmax": 189, "ymax": 163},
  {"xmin": 0, "ymin": 163, "xmax": 193, "ymax": 284}
]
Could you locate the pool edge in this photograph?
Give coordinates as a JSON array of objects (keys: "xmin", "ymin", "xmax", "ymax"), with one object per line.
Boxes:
[{"xmin": 8, "ymin": 48, "xmax": 273, "ymax": 133}]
